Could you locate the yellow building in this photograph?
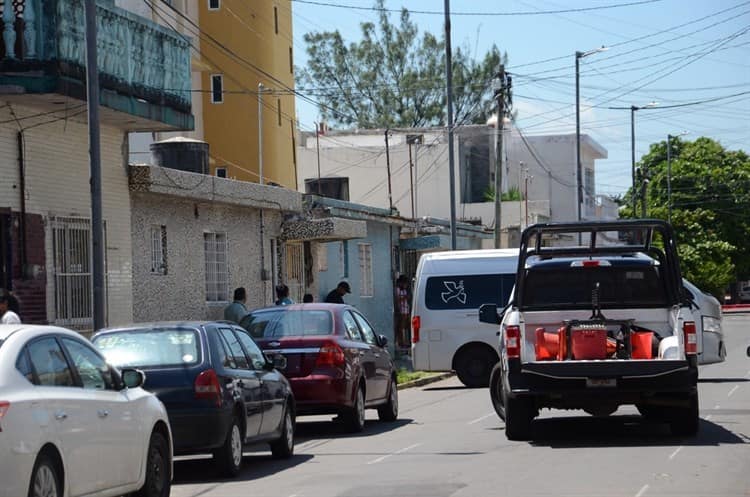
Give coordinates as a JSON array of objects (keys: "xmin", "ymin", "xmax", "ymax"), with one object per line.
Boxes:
[{"xmin": 199, "ymin": 0, "xmax": 297, "ymax": 188}]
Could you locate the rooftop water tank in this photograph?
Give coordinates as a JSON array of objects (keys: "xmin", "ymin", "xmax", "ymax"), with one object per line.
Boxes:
[{"xmin": 150, "ymin": 136, "xmax": 209, "ymax": 174}]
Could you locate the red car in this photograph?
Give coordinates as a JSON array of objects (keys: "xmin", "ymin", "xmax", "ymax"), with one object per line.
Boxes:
[{"xmin": 240, "ymin": 304, "xmax": 398, "ymax": 432}]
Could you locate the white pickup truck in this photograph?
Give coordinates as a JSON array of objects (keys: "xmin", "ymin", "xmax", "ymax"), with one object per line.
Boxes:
[{"xmin": 481, "ymin": 220, "xmax": 700, "ymax": 441}]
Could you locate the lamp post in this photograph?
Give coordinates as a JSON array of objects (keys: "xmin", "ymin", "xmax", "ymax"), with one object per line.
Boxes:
[
  {"xmin": 667, "ymin": 131, "xmax": 689, "ymax": 223},
  {"xmin": 575, "ymin": 47, "xmax": 606, "ymax": 223}
]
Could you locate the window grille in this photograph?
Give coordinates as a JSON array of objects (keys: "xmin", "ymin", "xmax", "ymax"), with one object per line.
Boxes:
[
  {"xmin": 204, "ymin": 232, "xmax": 228, "ymax": 302},
  {"xmin": 285, "ymin": 242, "xmax": 305, "ymax": 302},
  {"xmin": 150, "ymin": 225, "xmax": 167, "ymax": 275},
  {"xmin": 208, "ymin": 0, "xmax": 220, "ymax": 10},
  {"xmin": 358, "ymin": 243, "xmax": 373, "ymax": 297}
]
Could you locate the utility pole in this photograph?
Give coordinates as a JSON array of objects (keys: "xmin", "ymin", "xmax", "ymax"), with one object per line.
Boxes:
[
  {"xmin": 630, "ymin": 105, "xmax": 636, "ymax": 215},
  {"xmin": 408, "ymin": 139, "xmax": 415, "ymax": 219},
  {"xmin": 315, "ymin": 122, "xmax": 322, "ymax": 195},
  {"xmin": 492, "ymin": 66, "xmax": 511, "ymax": 249},
  {"xmin": 258, "ymin": 83, "xmax": 265, "ymax": 185},
  {"xmin": 85, "ymin": 0, "xmax": 105, "ymax": 330},
  {"xmin": 444, "ymin": 0, "xmax": 457, "ymax": 250},
  {"xmin": 641, "ymin": 166, "xmax": 648, "ymax": 217},
  {"xmin": 384, "ymin": 129, "xmax": 393, "ymax": 211}
]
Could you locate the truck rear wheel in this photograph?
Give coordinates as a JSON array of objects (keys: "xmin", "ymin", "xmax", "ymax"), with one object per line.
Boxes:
[
  {"xmin": 668, "ymin": 393, "xmax": 699, "ymax": 436},
  {"xmin": 489, "ymin": 363, "xmax": 505, "ymax": 420},
  {"xmin": 455, "ymin": 346, "xmax": 496, "ymax": 388},
  {"xmin": 504, "ymin": 394, "xmax": 535, "ymax": 441}
]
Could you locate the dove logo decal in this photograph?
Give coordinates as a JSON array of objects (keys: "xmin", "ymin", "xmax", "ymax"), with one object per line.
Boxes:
[{"xmin": 441, "ymin": 280, "xmax": 467, "ymax": 305}]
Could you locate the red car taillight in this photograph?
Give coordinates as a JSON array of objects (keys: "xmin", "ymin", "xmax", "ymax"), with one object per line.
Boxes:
[
  {"xmin": 316, "ymin": 341, "xmax": 345, "ymax": 368},
  {"xmin": 194, "ymin": 369, "xmax": 222, "ymax": 407},
  {"xmin": 505, "ymin": 325, "xmax": 521, "ymax": 359},
  {"xmin": 683, "ymin": 321, "xmax": 697, "ymax": 355},
  {"xmin": 411, "ymin": 316, "xmax": 421, "ymax": 343},
  {"xmin": 0, "ymin": 401, "xmax": 9, "ymax": 432}
]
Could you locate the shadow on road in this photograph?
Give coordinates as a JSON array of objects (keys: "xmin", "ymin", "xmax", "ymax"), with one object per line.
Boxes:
[
  {"xmin": 295, "ymin": 417, "xmax": 413, "ymax": 441},
  {"xmin": 173, "ymin": 453, "xmax": 314, "ymax": 484},
  {"xmin": 698, "ymin": 377, "xmax": 750, "ymax": 383},
  {"xmin": 422, "ymin": 385, "xmax": 472, "ymax": 391},
  {"xmin": 529, "ymin": 415, "xmax": 746, "ymax": 448}
]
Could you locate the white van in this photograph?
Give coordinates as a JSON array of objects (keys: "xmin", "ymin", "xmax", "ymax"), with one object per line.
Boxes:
[{"xmin": 411, "ymin": 249, "xmax": 518, "ymax": 387}]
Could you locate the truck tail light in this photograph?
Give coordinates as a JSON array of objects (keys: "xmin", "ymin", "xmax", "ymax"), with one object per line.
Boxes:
[
  {"xmin": 411, "ymin": 316, "xmax": 421, "ymax": 343},
  {"xmin": 505, "ymin": 325, "xmax": 521, "ymax": 359},
  {"xmin": 316, "ymin": 341, "xmax": 346, "ymax": 368},
  {"xmin": 194, "ymin": 369, "xmax": 222, "ymax": 406},
  {"xmin": 683, "ymin": 321, "xmax": 697, "ymax": 355},
  {"xmin": 0, "ymin": 401, "xmax": 9, "ymax": 432}
]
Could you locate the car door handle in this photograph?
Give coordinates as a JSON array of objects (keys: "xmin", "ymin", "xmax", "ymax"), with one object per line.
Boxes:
[
  {"xmin": 97, "ymin": 409, "xmax": 110, "ymax": 418},
  {"xmin": 54, "ymin": 411, "xmax": 67, "ymax": 421}
]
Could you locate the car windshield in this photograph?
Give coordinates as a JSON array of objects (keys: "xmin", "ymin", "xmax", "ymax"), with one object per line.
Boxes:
[
  {"xmin": 241, "ymin": 310, "xmax": 333, "ymax": 339},
  {"xmin": 93, "ymin": 327, "xmax": 200, "ymax": 368}
]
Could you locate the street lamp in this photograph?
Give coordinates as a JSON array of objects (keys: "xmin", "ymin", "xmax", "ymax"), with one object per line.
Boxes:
[
  {"xmin": 667, "ymin": 131, "xmax": 689, "ymax": 223},
  {"xmin": 575, "ymin": 46, "xmax": 607, "ymax": 223}
]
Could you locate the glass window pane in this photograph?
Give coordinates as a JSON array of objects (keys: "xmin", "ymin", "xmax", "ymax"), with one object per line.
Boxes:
[
  {"xmin": 62, "ymin": 338, "xmax": 114, "ymax": 390},
  {"xmin": 352, "ymin": 312, "xmax": 377, "ymax": 345},
  {"xmin": 234, "ymin": 329, "xmax": 266, "ymax": 370},
  {"xmin": 94, "ymin": 328, "xmax": 200, "ymax": 368},
  {"xmin": 27, "ymin": 338, "xmax": 74, "ymax": 387},
  {"xmin": 16, "ymin": 348, "xmax": 35, "ymax": 384},
  {"xmin": 343, "ymin": 312, "xmax": 363, "ymax": 341},
  {"xmin": 218, "ymin": 328, "xmax": 249, "ymax": 369}
]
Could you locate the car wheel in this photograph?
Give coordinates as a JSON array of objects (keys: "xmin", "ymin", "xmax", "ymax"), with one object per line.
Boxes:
[
  {"xmin": 636, "ymin": 403, "xmax": 665, "ymax": 420},
  {"xmin": 344, "ymin": 383, "xmax": 366, "ymax": 432},
  {"xmin": 455, "ymin": 346, "xmax": 496, "ymax": 388},
  {"xmin": 28, "ymin": 454, "xmax": 61, "ymax": 497},
  {"xmin": 213, "ymin": 416, "xmax": 243, "ymax": 477},
  {"xmin": 489, "ymin": 363, "xmax": 505, "ymax": 421},
  {"xmin": 669, "ymin": 393, "xmax": 700, "ymax": 437},
  {"xmin": 504, "ymin": 393, "xmax": 535, "ymax": 441},
  {"xmin": 270, "ymin": 405, "xmax": 295, "ymax": 459},
  {"xmin": 134, "ymin": 432, "xmax": 171, "ymax": 497},
  {"xmin": 377, "ymin": 377, "xmax": 399, "ymax": 422}
]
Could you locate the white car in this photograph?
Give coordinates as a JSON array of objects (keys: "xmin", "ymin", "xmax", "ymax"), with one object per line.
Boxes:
[{"xmin": 0, "ymin": 324, "xmax": 173, "ymax": 497}]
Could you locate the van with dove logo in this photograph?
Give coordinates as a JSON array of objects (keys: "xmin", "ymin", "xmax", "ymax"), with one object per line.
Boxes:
[{"xmin": 410, "ymin": 249, "xmax": 518, "ymax": 387}]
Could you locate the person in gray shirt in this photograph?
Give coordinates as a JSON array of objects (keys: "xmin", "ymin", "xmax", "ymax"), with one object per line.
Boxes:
[{"xmin": 224, "ymin": 287, "xmax": 247, "ymax": 323}]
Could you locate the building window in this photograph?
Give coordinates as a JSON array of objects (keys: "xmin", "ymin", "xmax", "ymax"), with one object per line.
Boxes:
[
  {"xmin": 358, "ymin": 243, "xmax": 373, "ymax": 297},
  {"xmin": 289, "ymin": 46, "xmax": 293, "ymax": 74},
  {"xmin": 339, "ymin": 241, "xmax": 348, "ymax": 278},
  {"xmin": 215, "ymin": 167, "xmax": 227, "ymax": 178},
  {"xmin": 210, "ymin": 74, "xmax": 223, "ymax": 104},
  {"xmin": 274, "ymin": 6, "xmax": 279, "ymax": 34},
  {"xmin": 204, "ymin": 232, "xmax": 228, "ymax": 302},
  {"xmin": 208, "ymin": 0, "xmax": 220, "ymax": 10},
  {"xmin": 150, "ymin": 225, "xmax": 167, "ymax": 275},
  {"xmin": 277, "ymin": 98, "xmax": 282, "ymax": 126}
]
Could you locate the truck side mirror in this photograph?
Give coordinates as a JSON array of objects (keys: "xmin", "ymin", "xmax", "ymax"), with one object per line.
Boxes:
[
  {"xmin": 746, "ymin": 345, "xmax": 750, "ymax": 358},
  {"xmin": 479, "ymin": 303, "xmax": 501, "ymax": 325}
]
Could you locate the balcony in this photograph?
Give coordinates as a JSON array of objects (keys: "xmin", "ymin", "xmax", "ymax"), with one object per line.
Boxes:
[{"xmin": 0, "ymin": 0, "xmax": 193, "ymax": 130}]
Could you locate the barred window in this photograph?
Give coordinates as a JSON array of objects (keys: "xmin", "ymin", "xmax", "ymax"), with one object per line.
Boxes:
[
  {"xmin": 204, "ymin": 232, "xmax": 228, "ymax": 302},
  {"xmin": 358, "ymin": 243, "xmax": 373, "ymax": 297},
  {"xmin": 150, "ymin": 225, "xmax": 167, "ymax": 275}
]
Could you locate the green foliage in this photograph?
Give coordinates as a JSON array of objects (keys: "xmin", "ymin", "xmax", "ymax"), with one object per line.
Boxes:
[
  {"xmin": 297, "ymin": 0, "xmax": 505, "ymax": 129},
  {"xmin": 627, "ymin": 137, "xmax": 750, "ymax": 296},
  {"xmin": 483, "ymin": 185, "xmax": 522, "ymax": 202}
]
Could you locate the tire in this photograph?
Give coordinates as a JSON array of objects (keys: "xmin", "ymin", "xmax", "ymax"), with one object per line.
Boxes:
[
  {"xmin": 377, "ymin": 377, "xmax": 399, "ymax": 422},
  {"xmin": 668, "ymin": 393, "xmax": 700, "ymax": 437},
  {"xmin": 455, "ymin": 346, "xmax": 497, "ymax": 388},
  {"xmin": 270, "ymin": 406, "xmax": 295, "ymax": 459},
  {"xmin": 28, "ymin": 454, "xmax": 61, "ymax": 497},
  {"xmin": 344, "ymin": 383, "xmax": 366, "ymax": 432},
  {"xmin": 636, "ymin": 403, "xmax": 665, "ymax": 420},
  {"xmin": 213, "ymin": 416, "xmax": 243, "ymax": 477},
  {"xmin": 504, "ymin": 393, "xmax": 535, "ymax": 441},
  {"xmin": 134, "ymin": 432, "xmax": 171, "ymax": 497},
  {"xmin": 489, "ymin": 363, "xmax": 505, "ymax": 421}
]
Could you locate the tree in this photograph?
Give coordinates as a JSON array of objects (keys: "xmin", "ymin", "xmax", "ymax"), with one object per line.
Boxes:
[
  {"xmin": 624, "ymin": 137, "xmax": 750, "ymax": 296},
  {"xmin": 297, "ymin": 0, "xmax": 505, "ymax": 129}
]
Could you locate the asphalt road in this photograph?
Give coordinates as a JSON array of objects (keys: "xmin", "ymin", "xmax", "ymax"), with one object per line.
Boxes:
[{"xmin": 171, "ymin": 315, "xmax": 750, "ymax": 497}]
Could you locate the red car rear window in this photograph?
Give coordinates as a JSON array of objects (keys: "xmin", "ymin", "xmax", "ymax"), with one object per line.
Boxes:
[{"xmin": 241, "ymin": 310, "xmax": 333, "ymax": 339}]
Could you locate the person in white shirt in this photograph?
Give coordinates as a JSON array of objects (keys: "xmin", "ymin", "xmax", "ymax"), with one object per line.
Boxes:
[{"xmin": 0, "ymin": 295, "xmax": 20, "ymax": 324}]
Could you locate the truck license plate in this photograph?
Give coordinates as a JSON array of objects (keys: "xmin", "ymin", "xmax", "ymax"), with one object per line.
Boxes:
[{"xmin": 586, "ymin": 378, "xmax": 616, "ymax": 388}]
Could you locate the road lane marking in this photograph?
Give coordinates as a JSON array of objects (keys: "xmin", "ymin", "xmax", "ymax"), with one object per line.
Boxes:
[
  {"xmin": 635, "ymin": 484, "xmax": 649, "ymax": 497},
  {"xmin": 668, "ymin": 446, "xmax": 683, "ymax": 460},
  {"xmin": 728, "ymin": 385, "xmax": 739, "ymax": 397},
  {"xmin": 367, "ymin": 443, "xmax": 422, "ymax": 465},
  {"xmin": 468, "ymin": 413, "xmax": 496, "ymax": 425}
]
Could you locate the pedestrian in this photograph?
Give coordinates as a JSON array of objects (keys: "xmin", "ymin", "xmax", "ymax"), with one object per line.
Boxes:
[
  {"xmin": 223, "ymin": 287, "xmax": 247, "ymax": 323},
  {"xmin": 275, "ymin": 284, "xmax": 294, "ymax": 305},
  {"xmin": 324, "ymin": 281, "xmax": 351, "ymax": 304},
  {"xmin": 303, "ymin": 293, "xmax": 314, "ymax": 303},
  {"xmin": 0, "ymin": 294, "xmax": 21, "ymax": 324},
  {"xmin": 394, "ymin": 275, "xmax": 412, "ymax": 348}
]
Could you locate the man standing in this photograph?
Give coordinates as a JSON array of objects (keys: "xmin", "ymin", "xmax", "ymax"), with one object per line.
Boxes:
[
  {"xmin": 224, "ymin": 287, "xmax": 247, "ymax": 323},
  {"xmin": 0, "ymin": 295, "xmax": 21, "ymax": 324},
  {"xmin": 324, "ymin": 281, "xmax": 351, "ymax": 304}
]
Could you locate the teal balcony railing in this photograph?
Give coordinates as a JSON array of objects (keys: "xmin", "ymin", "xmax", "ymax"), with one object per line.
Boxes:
[{"xmin": 1, "ymin": 0, "xmax": 191, "ymax": 119}]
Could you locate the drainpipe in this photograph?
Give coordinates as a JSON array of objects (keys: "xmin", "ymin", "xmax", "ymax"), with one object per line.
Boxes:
[{"xmin": 17, "ymin": 131, "xmax": 27, "ymax": 278}]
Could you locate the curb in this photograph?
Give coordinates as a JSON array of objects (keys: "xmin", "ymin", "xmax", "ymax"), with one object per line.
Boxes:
[{"xmin": 397, "ymin": 372, "xmax": 455, "ymax": 390}]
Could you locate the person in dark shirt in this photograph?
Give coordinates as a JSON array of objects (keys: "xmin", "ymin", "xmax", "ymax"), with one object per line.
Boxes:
[{"xmin": 324, "ymin": 281, "xmax": 351, "ymax": 304}]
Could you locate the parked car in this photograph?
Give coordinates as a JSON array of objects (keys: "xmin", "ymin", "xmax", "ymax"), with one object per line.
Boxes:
[
  {"xmin": 683, "ymin": 279, "xmax": 725, "ymax": 365},
  {"xmin": 240, "ymin": 304, "xmax": 398, "ymax": 432},
  {"xmin": 0, "ymin": 324, "xmax": 172, "ymax": 497},
  {"xmin": 92, "ymin": 321, "xmax": 295, "ymax": 477}
]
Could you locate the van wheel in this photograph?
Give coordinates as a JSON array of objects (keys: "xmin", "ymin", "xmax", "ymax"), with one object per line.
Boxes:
[
  {"xmin": 455, "ymin": 346, "xmax": 496, "ymax": 388},
  {"xmin": 504, "ymin": 394, "xmax": 535, "ymax": 441},
  {"xmin": 668, "ymin": 393, "xmax": 699, "ymax": 437},
  {"xmin": 489, "ymin": 363, "xmax": 505, "ymax": 421}
]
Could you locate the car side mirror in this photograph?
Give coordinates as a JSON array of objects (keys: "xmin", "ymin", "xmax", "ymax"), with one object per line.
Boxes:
[
  {"xmin": 479, "ymin": 303, "xmax": 501, "ymax": 325},
  {"xmin": 377, "ymin": 334, "xmax": 388, "ymax": 348},
  {"xmin": 121, "ymin": 368, "xmax": 145, "ymax": 389},
  {"xmin": 265, "ymin": 353, "xmax": 287, "ymax": 371},
  {"xmin": 746, "ymin": 345, "xmax": 750, "ymax": 358}
]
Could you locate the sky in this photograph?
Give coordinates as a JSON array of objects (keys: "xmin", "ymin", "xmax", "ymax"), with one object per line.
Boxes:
[{"xmin": 288, "ymin": 0, "xmax": 750, "ymax": 197}]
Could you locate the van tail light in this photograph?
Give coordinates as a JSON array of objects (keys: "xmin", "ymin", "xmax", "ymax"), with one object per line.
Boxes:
[
  {"xmin": 194, "ymin": 369, "xmax": 222, "ymax": 407},
  {"xmin": 411, "ymin": 316, "xmax": 421, "ymax": 343},
  {"xmin": 683, "ymin": 321, "xmax": 697, "ymax": 355},
  {"xmin": 505, "ymin": 325, "xmax": 521, "ymax": 359},
  {"xmin": 316, "ymin": 341, "xmax": 346, "ymax": 368},
  {"xmin": 0, "ymin": 401, "xmax": 9, "ymax": 432}
]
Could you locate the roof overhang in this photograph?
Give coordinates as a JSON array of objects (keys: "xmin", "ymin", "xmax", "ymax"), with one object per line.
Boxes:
[{"xmin": 282, "ymin": 217, "xmax": 367, "ymax": 242}]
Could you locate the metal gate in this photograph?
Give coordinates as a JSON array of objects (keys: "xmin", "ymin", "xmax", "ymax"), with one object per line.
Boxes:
[
  {"xmin": 284, "ymin": 242, "xmax": 305, "ymax": 302},
  {"xmin": 52, "ymin": 217, "xmax": 94, "ymax": 330}
]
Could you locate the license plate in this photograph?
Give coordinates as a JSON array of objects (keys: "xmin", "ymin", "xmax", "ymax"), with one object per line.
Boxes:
[{"xmin": 586, "ymin": 378, "xmax": 616, "ymax": 388}]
